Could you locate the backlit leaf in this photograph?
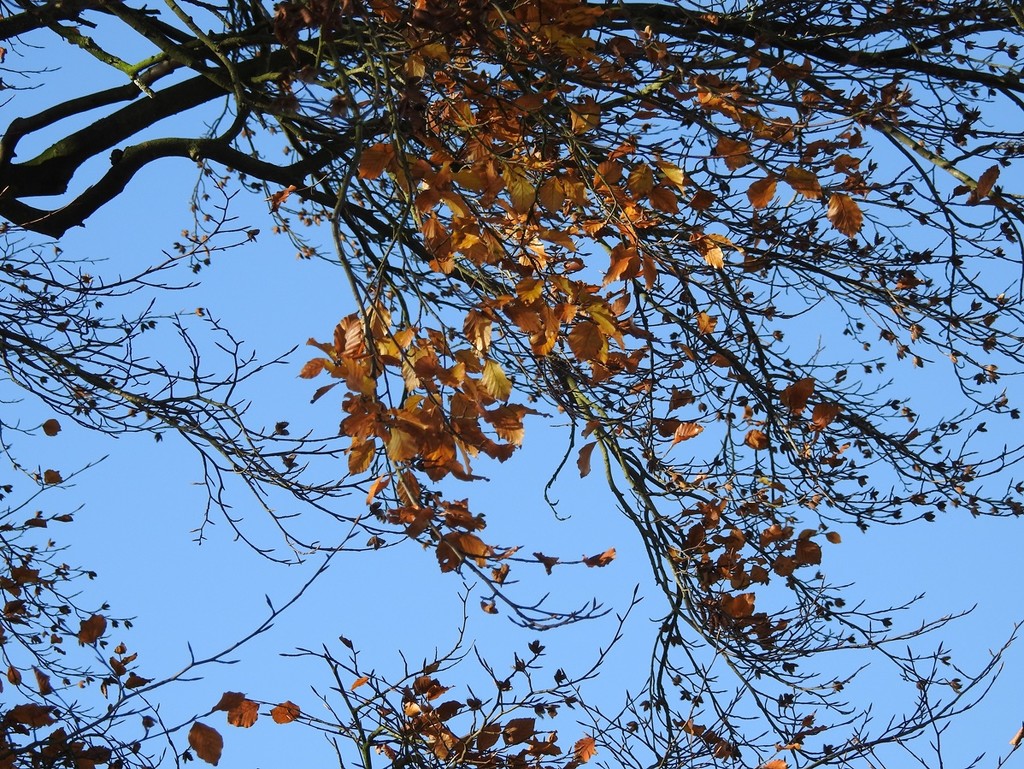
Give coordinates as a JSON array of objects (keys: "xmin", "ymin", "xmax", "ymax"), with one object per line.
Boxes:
[
  {"xmin": 715, "ymin": 136, "xmax": 751, "ymax": 170},
  {"xmin": 351, "ymin": 676, "xmax": 370, "ymax": 690},
  {"xmin": 577, "ymin": 441, "xmax": 597, "ymax": 478},
  {"xmin": 745, "ymin": 430, "xmax": 769, "ymax": 450},
  {"xmin": 671, "ymin": 422, "xmax": 703, "ymax": 445},
  {"xmin": 826, "ymin": 193, "xmax": 863, "ymax": 236},
  {"xmin": 747, "ymin": 176, "xmax": 776, "ymax": 209},
  {"xmin": 271, "ymin": 701, "xmax": 301, "ymax": 724},
  {"xmin": 227, "ymin": 699, "xmax": 259, "ymax": 728},
  {"xmin": 811, "ymin": 402, "xmax": 841, "ymax": 430},
  {"xmin": 783, "ymin": 166, "xmax": 822, "ymax": 199},
  {"xmin": 481, "ymin": 360, "xmax": 512, "ymax": 401},
  {"xmin": 358, "ymin": 143, "xmax": 395, "ymax": 180},
  {"xmin": 188, "ymin": 722, "xmax": 223, "ymax": 766},
  {"xmin": 574, "ymin": 736, "xmax": 598, "ymax": 763}
]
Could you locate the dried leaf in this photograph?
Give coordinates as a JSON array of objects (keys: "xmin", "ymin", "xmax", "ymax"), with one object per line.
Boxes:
[
  {"xmin": 811, "ymin": 402, "xmax": 841, "ymax": 430},
  {"xmin": 6, "ymin": 704, "xmax": 55, "ymax": 728},
  {"xmin": 351, "ymin": 676, "xmax": 370, "ymax": 691},
  {"xmin": 783, "ymin": 166, "xmax": 822, "ymax": 199},
  {"xmin": 213, "ymin": 692, "xmax": 246, "ymax": 712},
  {"xmin": 271, "ymin": 701, "xmax": 301, "ymax": 724},
  {"xmin": 577, "ymin": 442, "xmax": 597, "ymax": 478},
  {"xmin": 574, "ymin": 736, "xmax": 598, "ymax": 763},
  {"xmin": 583, "ymin": 548, "xmax": 616, "ymax": 567},
  {"xmin": 969, "ymin": 164, "xmax": 999, "ymax": 204},
  {"xmin": 715, "ymin": 136, "xmax": 751, "ymax": 170},
  {"xmin": 42, "ymin": 419, "xmax": 61, "ymax": 436},
  {"xmin": 826, "ymin": 193, "xmax": 863, "ymax": 236},
  {"xmin": 481, "ymin": 360, "xmax": 512, "ymax": 401},
  {"xmin": 42, "ymin": 469, "xmax": 62, "ymax": 485},
  {"xmin": 671, "ymin": 422, "xmax": 704, "ymax": 445},
  {"xmin": 365, "ymin": 475, "xmax": 390, "ymax": 504},
  {"xmin": 358, "ymin": 143, "xmax": 395, "ymax": 180},
  {"xmin": 78, "ymin": 614, "xmax": 107, "ymax": 645},
  {"xmin": 762, "ymin": 760, "xmax": 789, "ymax": 769},
  {"xmin": 747, "ymin": 176, "xmax": 776, "ymax": 209},
  {"xmin": 745, "ymin": 430, "xmax": 769, "ymax": 450},
  {"xmin": 780, "ymin": 378, "xmax": 815, "ymax": 414},
  {"xmin": 227, "ymin": 699, "xmax": 259, "ymax": 728},
  {"xmin": 33, "ymin": 667, "xmax": 52, "ymax": 695},
  {"xmin": 268, "ymin": 184, "xmax": 297, "ymax": 212},
  {"xmin": 188, "ymin": 722, "xmax": 224, "ymax": 766},
  {"xmin": 503, "ymin": 717, "xmax": 536, "ymax": 745},
  {"xmin": 299, "ymin": 358, "xmax": 326, "ymax": 379}
]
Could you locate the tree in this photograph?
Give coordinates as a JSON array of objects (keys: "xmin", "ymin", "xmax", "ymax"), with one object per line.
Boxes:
[{"xmin": 0, "ymin": 0, "xmax": 1023, "ymax": 767}]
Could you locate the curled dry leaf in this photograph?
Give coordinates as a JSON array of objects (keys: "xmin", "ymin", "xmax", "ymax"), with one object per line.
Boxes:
[
  {"xmin": 77, "ymin": 614, "xmax": 107, "ymax": 645},
  {"xmin": 583, "ymin": 548, "xmax": 616, "ymax": 567}
]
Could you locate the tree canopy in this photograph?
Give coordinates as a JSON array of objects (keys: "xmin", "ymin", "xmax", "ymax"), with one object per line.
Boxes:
[{"xmin": 2, "ymin": 0, "xmax": 1024, "ymax": 767}]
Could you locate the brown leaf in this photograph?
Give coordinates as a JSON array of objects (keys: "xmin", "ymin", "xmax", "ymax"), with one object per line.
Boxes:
[
  {"xmin": 826, "ymin": 193, "xmax": 863, "ymax": 237},
  {"xmin": 747, "ymin": 176, "xmax": 777, "ymax": 209},
  {"xmin": 437, "ymin": 532, "xmax": 492, "ymax": 572},
  {"xmin": 214, "ymin": 692, "xmax": 246, "ymax": 712},
  {"xmin": 268, "ymin": 184, "xmax": 297, "ymax": 212},
  {"xmin": 42, "ymin": 419, "xmax": 61, "ymax": 436},
  {"xmin": 721, "ymin": 593, "xmax": 755, "ymax": 618},
  {"xmin": 780, "ymin": 378, "xmax": 815, "ymax": 414},
  {"xmin": 33, "ymin": 667, "xmax": 52, "ymax": 695},
  {"xmin": 583, "ymin": 548, "xmax": 616, "ymax": 567},
  {"xmin": 42, "ymin": 469, "xmax": 62, "ymax": 485},
  {"xmin": 574, "ymin": 736, "xmax": 598, "ymax": 763},
  {"xmin": 745, "ymin": 430, "xmax": 769, "ymax": 450},
  {"xmin": 811, "ymin": 402, "xmax": 841, "ymax": 430},
  {"xmin": 969, "ymin": 164, "xmax": 999, "ymax": 204},
  {"xmin": 271, "ymin": 701, "xmax": 301, "ymax": 724},
  {"xmin": 794, "ymin": 536, "xmax": 822, "ymax": 566},
  {"xmin": 503, "ymin": 717, "xmax": 536, "ymax": 745},
  {"xmin": 299, "ymin": 358, "xmax": 326, "ymax": 379},
  {"xmin": 577, "ymin": 441, "xmax": 597, "ymax": 478},
  {"xmin": 189, "ymin": 722, "xmax": 224, "ymax": 766},
  {"xmin": 7, "ymin": 665, "xmax": 22, "ymax": 685},
  {"xmin": 762, "ymin": 760, "xmax": 789, "ymax": 769},
  {"xmin": 534, "ymin": 552, "xmax": 559, "ymax": 574},
  {"xmin": 227, "ymin": 699, "xmax": 259, "ymax": 728},
  {"xmin": 78, "ymin": 614, "xmax": 107, "ymax": 645},
  {"xmin": 365, "ymin": 474, "xmax": 390, "ymax": 504},
  {"xmin": 358, "ymin": 143, "xmax": 395, "ymax": 180},
  {"xmin": 825, "ymin": 531, "xmax": 842, "ymax": 544},
  {"xmin": 6, "ymin": 704, "xmax": 55, "ymax": 728},
  {"xmin": 125, "ymin": 672, "xmax": 151, "ymax": 689},
  {"xmin": 783, "ymin": 166, "xmax": 822, "ymax": 199}
]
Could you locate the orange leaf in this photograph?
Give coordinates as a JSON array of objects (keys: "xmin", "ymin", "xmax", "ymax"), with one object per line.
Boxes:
[
  {"xmin": 299, "ymin": 358, "xmax": 326, "ymax": 379},
  {"xmin": 271, "ymin": 701, "xmax": 301, "ymax": 724},
  {"xmin": 351, "ymin": 676, "xmax": 370, "ymax": 691},
  {"xmin": 783, "ymin": 166, "xmax": 822, "ymax": 199},
  {"xmin": 826, "ymin": 193, "xmax": 863, "ymax": 237},
  {"xmin": 78, "ymin": 615, "xmax": 107, "ymax": 645},
  {"xmin": 227, "ymin": 699, "xmax": 259, "ymax": 728},
  {"xmin": 583, "ymin": 547, "xmax": 616, "ymax": 567},
  {"xmin": 268, "ymin": 184, "xmax": 297, "ymax": 212},
  {"xmin": 188, "ymin": 722, "xmax": 224, "ymax": 766},
  {"xmin": 762, "ymin": 760, "xmax": 788, "ymax": 769},
  {"xmin": 747, "ymin": 176, "xmax": 776, "ymax": 209},
  {"xmin": 577, "ymin": 442, "xmax": 597, "ymax": 478},
  {"xmin": 721, "ymin": 593, "xmax": 755, "ymax": 618},
  {"xmin": 745, "ymin": 430, "xmax": 769, "ymax": 450},
  {"xmin": 358, "ymin": 143, "xmax": 395, "ymax": 180},
  {"xmin": 671, "ymin": 422, "xmax": 703, "ymax": 445},
  {"xmin": 574, "ymin": 736, "xmax": 598, "ymax": 763},
  {"xmin": 780, "ymin": 378, "xmax": 815, "ymax": 414},
  {"xmin": 437, "ymin": 532, "xmax": 492, "ymax": 572},
  {"xmin": 42, "ymin": 419, "xmax": 61, "ymax": 436},
  {"xmin": 365, "ymin": 474, "xmax": 390, "ymax": 504}
]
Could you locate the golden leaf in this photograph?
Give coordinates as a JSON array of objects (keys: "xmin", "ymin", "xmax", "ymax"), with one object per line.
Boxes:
[
  {"xmin": 826, "ymin": 193, "xmax": 863, "ymax": 236},
  {"xmin": 481, "ymin": 360, "xmax": 512, "ymax": 401},
  {"xmin": 783, "ymin": 166, "xmax": 822, "ymax": 199},
  {"xmin": 745, "ymin": 430, "xmax": 769, "ymax": 450},
  {"xmin": 574, "ymin": 736, "xmax": 598, "ymax": 763},
  {"xmin": 351, "ymin": 676, "xmax": 370, "ymax": 690},
  {"xmin": 747, "ymin": 176, "xmax": 777, "ymax": 209},
  {"xmin": 627, "ymin": 163, "xmax": 655, "ymax": 196},
  {"xmin": 365, "ymin": 474, "xmax": 390, "ymax": 504},
  {"xmin": 671, "ymin": 422, "xmax": 704, "ymax": 445},
  {"xmin": 188, "ymin": 722, "xmax": 224, "ymax": 766}
]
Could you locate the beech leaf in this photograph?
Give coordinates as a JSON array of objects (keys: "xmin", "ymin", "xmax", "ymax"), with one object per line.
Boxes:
[
  {"xmin": 188, "ymin": 722, "xmax": 224, "ymax": 766},
  {"xmin": 271, "ymin": 701, "xmax": 301, "ymax": 724},
  {"xmin": 826, "ymin": 193, "xmax": 863, "ymax": 236}
]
